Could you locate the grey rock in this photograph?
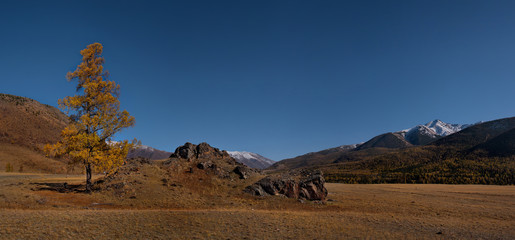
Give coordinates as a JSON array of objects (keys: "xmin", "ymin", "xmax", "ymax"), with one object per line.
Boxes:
[
  {"xmin": 233, "ymin": 165, "xmax": 252, "ymax": 179},
  {"xmin": 245, "ymin": 170, "xmax": 328, "ymax": 201}
]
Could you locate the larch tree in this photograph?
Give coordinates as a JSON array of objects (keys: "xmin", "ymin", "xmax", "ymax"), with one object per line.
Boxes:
[{"xmin": 45, "ymin": 43, "xmax": 135, "ymax": 192}]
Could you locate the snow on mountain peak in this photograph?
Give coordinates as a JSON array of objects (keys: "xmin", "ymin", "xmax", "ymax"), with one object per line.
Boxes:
[
  {"xmin": 423, "ymin": 119, "xmax": 470, "ymax": 137},
  {"xmin": 227, "ymin": 151, "xmax": 256, "ymax": 160},
  {"xmin": 227, "ymin": 151, "xmax": 275, "ymax": 169},
  {"xmin": 407, "ymin": 124, "xmax": 437, "ymax": 136},
  {"xmin": 402, "ymin": 119, "xmax": 472, "ymax": 145}
]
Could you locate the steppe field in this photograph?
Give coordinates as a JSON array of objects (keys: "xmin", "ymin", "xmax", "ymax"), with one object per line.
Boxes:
[{"xmin": 0, "ymin": 173, "xmax": 513, "ymax": 239}]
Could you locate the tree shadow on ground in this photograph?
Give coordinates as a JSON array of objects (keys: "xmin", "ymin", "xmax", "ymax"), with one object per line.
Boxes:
[{"xmin": 30, "ymin": 182, "xmax": 85, "ymax": 193}]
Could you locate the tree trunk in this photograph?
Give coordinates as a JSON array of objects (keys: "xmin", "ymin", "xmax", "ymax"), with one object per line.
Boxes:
[{"xmin": 85, "ymin": 163, "xmax": 92, "ymax": 193}]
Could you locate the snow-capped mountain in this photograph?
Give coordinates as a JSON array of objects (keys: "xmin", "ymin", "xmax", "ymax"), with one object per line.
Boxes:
[
  {"xmin": 401, "ymin": 120, "xmax": 472, "ymax": 145},
  {"xmin": 423, "ymin": 119, "xmax": 471, "ymax": 136},
  {"xmin": 270, "ymin": 118, "xmax": 480, "ymax": 170},
  {"xmin": 403, "ymin": 125, "xmax": 438, "ymax": 145},
  {"xmin": 355, "ymin": 119, "xmax": 473, "ymax": 150},
  {"xmin": 227, "ymin": 151, "xmax": 275, "ymax": 169},
  {"xmin": 403, "ymin": 119, "xmax": 471, "ymax": 137}
]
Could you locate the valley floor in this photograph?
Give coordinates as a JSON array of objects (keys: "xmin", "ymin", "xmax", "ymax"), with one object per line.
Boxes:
[{"xmin": 0, "ymin": 173, "xmax": 514, "ymax": 239}]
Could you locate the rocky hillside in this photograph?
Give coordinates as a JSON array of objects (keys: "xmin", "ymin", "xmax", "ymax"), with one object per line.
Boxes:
[
  {"xmin": 94, "ymin": 142, "xmax": 328, "ymax": 206},
  {"xmin": 96, "ymin": 142, "xmax": 261, "ymax": 201},
  {"xmin": 227, "ymin": 151, "xmax": 275, "ymax": 169}
]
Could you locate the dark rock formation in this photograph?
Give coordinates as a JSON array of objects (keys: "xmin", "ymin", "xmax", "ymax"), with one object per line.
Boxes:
[
  {"xmin": 170, "ymin": 142, "xmax": 230, "ymax": 160},
  {"xmin": 168, "ymin": 142, "xmax": 259, "ymax": 180},
  {"xmin": 170, "ymin": 142, "xmax": 196, "ymax": 159},
  {"xmin": 245, "ymin": 170, "xmax": 328, "ymax": 201},
  {"xmin": 233, "ymin": 165, "xmax": 255, "ymax": 179}
]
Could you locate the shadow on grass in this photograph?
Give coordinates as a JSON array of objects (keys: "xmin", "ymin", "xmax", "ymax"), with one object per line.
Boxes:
[{"xmin": 31, "ymin": 182, "xmax": 85, "ymax": 193}]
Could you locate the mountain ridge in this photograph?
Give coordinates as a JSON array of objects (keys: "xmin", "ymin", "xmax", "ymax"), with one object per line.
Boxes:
[
  {"xmin": 270, "ymin": 119, "xmax": 473, "ymax": 170},
  {"xmin": 227, "ymin": 151, "xmax": 275, "ymax": 169},
  {"xmin": 270, "ymin": 117, "xmax": 515, "ymax": 185},
  {"xmin": 127, "ymin": 144, "xmax": 172, "ymax": 160}
]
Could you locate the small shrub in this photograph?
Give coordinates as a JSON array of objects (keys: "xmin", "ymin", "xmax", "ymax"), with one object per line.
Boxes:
[{"xmin": 5, "ymin": 163, "xmax": 13, "ymax": 172}]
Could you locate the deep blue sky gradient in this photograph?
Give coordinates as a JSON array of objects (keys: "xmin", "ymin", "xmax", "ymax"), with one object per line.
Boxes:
[{"xmin": 2, "ymin": 0, "xmax": 515, "ymax": 160}]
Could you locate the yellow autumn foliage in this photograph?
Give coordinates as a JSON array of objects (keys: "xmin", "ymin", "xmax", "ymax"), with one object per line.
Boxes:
[{"xmin": 45, "ymin": 43, "xmax": 135, "ymax": 190}]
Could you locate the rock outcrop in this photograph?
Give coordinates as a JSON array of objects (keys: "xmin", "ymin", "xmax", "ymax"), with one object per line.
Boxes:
[
  {"xmin": 245, "ymin": 170, "xmax": 328, "ymax": 201},
  {"xmin": 168, "ymin": 142, "xmax": 259, "ymax": 180},
  {"xmin": 233, "ymin": 165, "xmax": 253, "ymax": 179},
  {"xmin": 170, "ymin": 142, "xmax": 230, "ymax": 160}
]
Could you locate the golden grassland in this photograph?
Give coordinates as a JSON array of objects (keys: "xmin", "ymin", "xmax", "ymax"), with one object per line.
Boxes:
[
  {"xmin": 0, "ymin": 172, "xmax": 514, "ymax": 239},
  {"xmin": 0, "ymin": 143, "xmax": 73, "ymax": 174}
]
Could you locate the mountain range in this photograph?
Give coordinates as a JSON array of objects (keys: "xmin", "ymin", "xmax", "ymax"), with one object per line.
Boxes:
[
  {"xmin": 269, "ymin": 117, "xmax": 515, "ymax": 184},
  {"xmin": 354, "ymin": 119, "xmax": 472, "ymax": 151},
  {"xmin": 270, "ymin": 119, "xmax": 472, "ymax": 170},
  {"xmin": 1, "ymin": 93, "xmax": 514, "ymax": 184}
]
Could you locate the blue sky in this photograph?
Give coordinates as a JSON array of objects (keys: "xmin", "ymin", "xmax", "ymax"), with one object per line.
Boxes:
[{"xmin": 2, "ymin": 0, "xmax": 515, "ymax": 160}]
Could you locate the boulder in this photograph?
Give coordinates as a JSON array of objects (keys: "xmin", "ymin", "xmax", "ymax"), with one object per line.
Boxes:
[
  {"xmin": 170, "ymin": 142, "xmax": 197, "ymax": 159},
  {"xmin": 245, "ymin": 170, "xmax": 328, "ymax": 201},
  {"xmin": 233, "ymin": 165, "xmax": 252, "ymax": 179}
]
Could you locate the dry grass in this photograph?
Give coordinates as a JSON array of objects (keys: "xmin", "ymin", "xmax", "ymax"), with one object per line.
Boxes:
[
  {"xmin": 1, "ymin": 172, "xmax": 514, "ymax": 239},
  {"xmin": 0, "ymin": 94, "xmax": 68, "ymax": 148},
  {"xmin": 0, "ymin": 209, "xmax": 409, "ymax": 240},
  {"xmin": 325, "ymin": 183, "xmax": 515, "ymax": 239},
  {"xmin": 0, "ymin": 143, "xmax": 72, "ymax": 174}
]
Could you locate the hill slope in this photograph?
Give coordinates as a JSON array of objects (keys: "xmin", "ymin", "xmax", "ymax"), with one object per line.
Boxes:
[
  {"xmin": 472, "ymin": 127, "xmax": 515, "ymax": 157},
  {"xmin": 0, "ymin": 93, "xmax": 68, "ymax": 147},
  {"xmin": 432, "ymin": 117, "xmax": 515, "ymax": 148},
  {"xmin": 357, "ymin": 132, "xmax": 412, "ymax": 150},
  {"xmin": 127, "ymin": 145, "xmax": 171, "ymax": 160},
  {"xmin": 268, "ymin": 144, "xmax": 361, "ymax": 171},
  {"xmin": 0, "ymin": 93, "xmax": 70, "ymax": 173}
]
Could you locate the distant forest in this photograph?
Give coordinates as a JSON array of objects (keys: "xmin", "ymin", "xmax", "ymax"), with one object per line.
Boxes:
[{"xmin": 322, "ymin": 146, "xmax": 515, "ymax": 185}]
